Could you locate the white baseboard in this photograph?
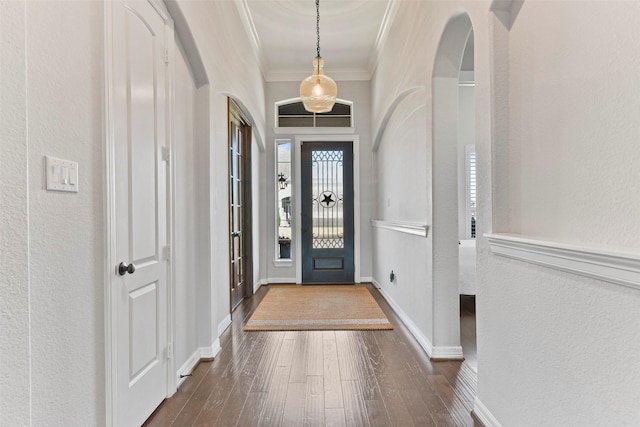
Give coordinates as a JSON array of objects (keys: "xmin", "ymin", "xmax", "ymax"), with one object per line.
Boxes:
[
  {"xmin": 218, "ymin": 314, "xmax": 232, "ymax": 337},
  {"xmin": 267, "ymin": 277, "xmax": 297, "ymax": 284},
  {"xmin": 431, "ymin": 345, "xmax": 464, "ymax": 360},
  {"xmin": 254, "ymin": 279, "xmax": 268, "ymax": 293},
  {"xmin": 175, "ymin": 342, "xmax": 221, "ymax": 388},
  {"xmin": 373, "ymin": 278, "xmax": 434, "ymax": 358},
  {"xmin": 473, "ymin": 397, "xmax": 502, "ymax": 427},
  {"xmin": 359, "ymin": 276, "xmax": 373, "ymax": 283},
  {"xmin": 176, "ymin": 348, "xmax": 201, "ymax": 387},
  {"xmin": 202, "ymin": 339, "xmax": 220, "ymax": 359},
  {"xmin": 373, "ymin": 278, "xmax": 463, "ymax": 360}
]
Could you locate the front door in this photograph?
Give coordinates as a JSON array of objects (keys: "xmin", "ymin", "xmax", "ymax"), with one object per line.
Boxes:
[
  {"xmin": 110, "ymin": 1, "xmax": 170, "ymax": 425},
  {"xmin": 301, "ymin": 142, "xmax": 354, "ymax": 283}
]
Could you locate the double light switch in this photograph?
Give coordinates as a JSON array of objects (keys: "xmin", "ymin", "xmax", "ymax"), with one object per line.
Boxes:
[{"xmin": 46, "ymin": 156, "xmax": 79, "ymax": 193}]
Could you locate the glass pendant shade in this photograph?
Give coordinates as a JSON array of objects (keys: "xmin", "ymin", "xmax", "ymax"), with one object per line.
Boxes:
[{"xmin": 300, "ymin": 56, "xmax": 337, "ymax": 113}]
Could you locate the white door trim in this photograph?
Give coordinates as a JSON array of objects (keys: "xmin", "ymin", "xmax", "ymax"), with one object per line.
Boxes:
[
  {"xmin": 103, "ymin": 4, "xmax": 117, "ymax": 424},
  {"xmin": 294, "ymin": 134, "xmax": 361, "ymax": 284},
  {"xmin": 103, "ymin": 1, "xmax": 175, "ymax": 424},
  {"xmin": 163, "ymin": 7, "xmax": 177, "ymax": 397}
]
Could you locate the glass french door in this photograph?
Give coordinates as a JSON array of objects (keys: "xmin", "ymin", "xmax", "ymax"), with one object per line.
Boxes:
[
  {"xmin": 301, "ymin": 141, "xmax": 354, "ymax": 283},
  {"xmin": 229, "ymin": 99, "xmax": 252, "ymax": 310}
]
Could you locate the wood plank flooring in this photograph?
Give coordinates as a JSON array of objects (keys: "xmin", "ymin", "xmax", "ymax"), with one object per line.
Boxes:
[{"xmin": 144, "ymin": 284, "xmax": 480, "ymax": 427}]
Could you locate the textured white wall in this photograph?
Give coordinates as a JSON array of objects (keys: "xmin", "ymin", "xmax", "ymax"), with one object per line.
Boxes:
[
  {"xmin": 174, "ymin": 40, "xmax": 207, "ymax": 370},
  {"xmin": 373, "ymin": 89, "xmax": 434, "ymax": 338},
  {"xmin": 373, "ymin": 0, "xmax": 640, "ymax": 425},
  {"xmin": 0, "ymin": 1, "xmax": 31, "ymax": 423},
  {"xmin": 479, "ymin": 1, "xmax": 640, "ymax": 425},
  {"xmin": 264, "ymin": 81, "xmax": 374, "ymax": 282},
  {"xmin": 1, "ymin": 0, "xmax": 264, "ymax": 424},
  {"xmin": 28, "ymin": 2, "xmax": 104, "ymax": 423},
  {"xmin": 377, "ymin": 90, "xmax": 429, "ymax": 222},
  {"xmin": 509, "ymin": 1, "xmax": 640, "ymax": 247},
  {"xmin": 252, "ymin": 135, "xmax": 265, "ymax": 290},
  {"xmin": 371, "ymin": 0, "xmax": 491, "ymax": 357},
  {"xmin": 0, "ymin": 1, "xmax": 107, "ymax": 425},
  {"xmin": 193, "ymin": 84, "xmax": 213, "ymax": 348},
  {"xmin": 174, "ymin": 0, "xmax": 266, "ymax": 336}
]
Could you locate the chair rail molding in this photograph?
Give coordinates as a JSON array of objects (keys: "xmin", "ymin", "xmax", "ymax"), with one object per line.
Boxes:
[
  {"xmin": 486, "ymin": 233, "xmax": 640, "ymax": 290},
  {"xmin": 372, "ymin": 219, "xmax": 429, "ymax": 237}
]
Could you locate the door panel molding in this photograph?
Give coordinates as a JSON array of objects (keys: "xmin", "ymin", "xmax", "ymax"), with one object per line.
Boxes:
[{"xmin": 294, "ymin": 135, "xmax": 361, "ymax": 284}]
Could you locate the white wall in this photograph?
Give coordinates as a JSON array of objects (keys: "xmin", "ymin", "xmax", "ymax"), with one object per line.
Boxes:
[
  {"xmin": 372, "ymin": 0, "xmax": 640, "ymax": 425},
  {"xmin": 373, "ymin": 89, "xmax": 434, "ymax": 343},
  {"xmin": 174, "ymin": 0, "xmax": 266, "ymax": 339},
  {"xmin": 252, "ymin": 135, "xmax": 265, "ymax": 291},
  {"xmin": 371, "ymin": 2, "xmax": 485, "ymax": 357},
  {"xmin": 0, "ymin": 1, "xmax": 105, "ymax": 425},
  {"xmin": 264, "ymin": 81, "xmax": 374, "ymax": 283},
  {"xmin": 0, "ymin": 0, "xmax": 265, "ymax": 424},
  {"xmin": 508, "ymin": 2, "xmax": 640, "ymax": 245},
  {"xmin": 0, "ymin": 1, "xmax": 31, "ymax": 423},
  {"xmin": 173, "ymin": 39, "xmax": 212, "ymax": 373},
  {"xmin": 480, "ymin": 1, "xmax": 640, "ymax": 425}
]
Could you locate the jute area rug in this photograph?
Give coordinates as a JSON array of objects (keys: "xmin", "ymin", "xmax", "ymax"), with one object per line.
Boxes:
[{"xmin": 244, "ymin": 285, "xmax": 393, "ymax": 331}]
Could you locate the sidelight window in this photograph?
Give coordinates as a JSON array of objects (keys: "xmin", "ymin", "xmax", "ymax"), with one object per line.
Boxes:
[{"xmin": 276, "ymin": 140, "xmax": 292, "ymax": 260}]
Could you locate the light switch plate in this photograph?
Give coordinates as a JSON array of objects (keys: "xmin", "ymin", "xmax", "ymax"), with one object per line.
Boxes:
[{"xmin": 46, "ymin": 156, "xmax": 79, "ymax": 192}]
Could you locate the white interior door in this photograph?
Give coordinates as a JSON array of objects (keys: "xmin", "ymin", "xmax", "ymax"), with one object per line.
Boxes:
[{"xmin": 110, "ymin": 1, "xmax": 170, "ymax": 425}]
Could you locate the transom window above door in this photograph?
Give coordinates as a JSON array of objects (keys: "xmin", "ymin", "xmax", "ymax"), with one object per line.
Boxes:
[{"xmin": 275, "ymin": 99, "xmax": 353, "ymax": 128}]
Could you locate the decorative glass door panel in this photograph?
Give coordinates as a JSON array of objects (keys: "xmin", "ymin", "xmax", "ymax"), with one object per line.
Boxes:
[{"xmin": 301, "ymin": 142, "xmax": 354, "ymax": 283}]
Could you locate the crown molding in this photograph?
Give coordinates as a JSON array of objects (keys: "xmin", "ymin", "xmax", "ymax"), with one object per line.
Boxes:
[
  {"xmin": 369, "ymin": 0, "xmax": 400, "ymax": 77},
  {"xmin": 233, "ymin": 0, "xmax": 268, "ymax": 80}
]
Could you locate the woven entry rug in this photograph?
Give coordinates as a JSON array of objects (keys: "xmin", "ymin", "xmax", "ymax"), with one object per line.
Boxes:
[{"xmin": 244, "ymin": 285, "xmax": 393, "ymax": 331}]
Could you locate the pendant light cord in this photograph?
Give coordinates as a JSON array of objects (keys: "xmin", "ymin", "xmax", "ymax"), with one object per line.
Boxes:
[{"xmin": 316, "ymin": 0, "xmax": 321, "ymax": 58}]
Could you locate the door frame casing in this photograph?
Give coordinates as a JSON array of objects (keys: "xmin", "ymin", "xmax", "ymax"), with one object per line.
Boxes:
[
  {"xmin": 294, "ymin": 135, "xmax": 361, "ymax": 284},
  {"xmin": 104, "ymin": 1, "xmax": 176, "ymax": 424},
  {"xmin": 227, "ymin": 98, "xmax": 254, "ymax": 311}
]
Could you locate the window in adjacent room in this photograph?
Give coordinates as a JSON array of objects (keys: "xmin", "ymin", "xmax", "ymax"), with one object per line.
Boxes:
[{"xmin": 466, "ymin": 145, "xmax": 477, "ymax": 238}]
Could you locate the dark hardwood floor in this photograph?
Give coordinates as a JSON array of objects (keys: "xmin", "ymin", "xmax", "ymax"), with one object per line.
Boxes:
[{"xmin": 145, "ymin": 284, "xmax": 480, "ymax": 427}]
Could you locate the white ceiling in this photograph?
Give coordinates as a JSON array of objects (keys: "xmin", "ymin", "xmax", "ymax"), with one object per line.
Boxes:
[{"xmin": 235, "ymin": 0, "xmax": 397, "ymax": 82}]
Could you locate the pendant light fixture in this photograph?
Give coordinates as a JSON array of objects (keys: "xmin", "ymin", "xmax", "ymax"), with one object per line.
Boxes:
[{"xmin": 299, "ymin": 0, "xmax": 337, "ymax": 113}]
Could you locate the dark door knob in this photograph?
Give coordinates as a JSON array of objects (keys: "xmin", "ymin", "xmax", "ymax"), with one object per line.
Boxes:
[{"xmin": 118, "ymin": 262, "xmax": 136, "ymax": 276}]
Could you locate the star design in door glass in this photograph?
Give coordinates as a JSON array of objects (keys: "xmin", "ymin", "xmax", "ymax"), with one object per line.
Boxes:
[{"xmin": 320, "ymin": 191, "xmax": 337, "ymax": 208}]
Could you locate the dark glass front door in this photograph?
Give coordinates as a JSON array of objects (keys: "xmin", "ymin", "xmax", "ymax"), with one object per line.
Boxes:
[{"xmin": 301, "ymin": 142, "xmax": 354, "ymax": 283}]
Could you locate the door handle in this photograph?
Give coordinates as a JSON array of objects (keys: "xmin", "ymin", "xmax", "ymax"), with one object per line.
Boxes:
[{"xmin": 118, "ymin": 262, "xmax": 136, "ymax": 276}]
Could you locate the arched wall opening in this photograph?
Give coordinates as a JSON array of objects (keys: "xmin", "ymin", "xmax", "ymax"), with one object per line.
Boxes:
[{"xmin": 430, "ymin": 12, "xmax": 473, "ymax": 359}]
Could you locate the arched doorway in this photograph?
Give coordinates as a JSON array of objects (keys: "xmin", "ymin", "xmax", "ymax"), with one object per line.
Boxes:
[{"xmin": 431, "ymin": 13, "xmax": 475, "ymax": 360}]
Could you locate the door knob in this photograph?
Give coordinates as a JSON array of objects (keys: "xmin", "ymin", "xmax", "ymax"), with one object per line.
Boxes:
[{"xmin": 118, "ymin": 262, "xmax": 136, "ymax": 276}]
